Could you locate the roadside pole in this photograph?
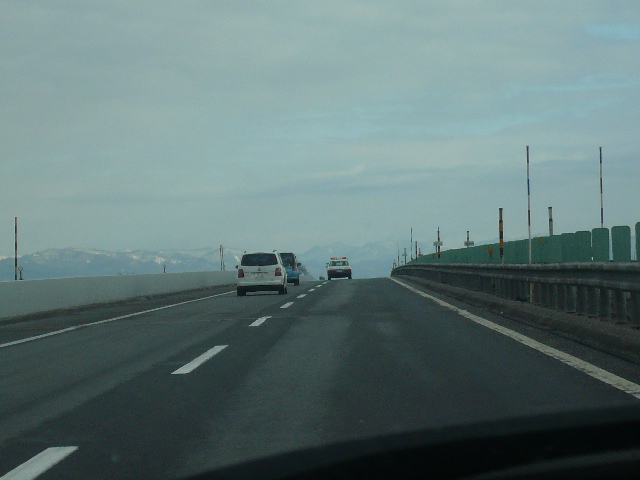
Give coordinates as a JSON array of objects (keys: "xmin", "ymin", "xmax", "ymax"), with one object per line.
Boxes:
[
  {"xmin": 14, "ymin": 217, "xmax": 18, "ymax": 281},
  {"xmin": 600, "ymin": 147, "xmax": 604, "ymax": 228}
]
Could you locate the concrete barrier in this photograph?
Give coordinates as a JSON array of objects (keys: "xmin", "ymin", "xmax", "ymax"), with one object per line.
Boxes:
[{"xmin": 0, "ymin": 271, "xmax": 237, "ymax": 320}]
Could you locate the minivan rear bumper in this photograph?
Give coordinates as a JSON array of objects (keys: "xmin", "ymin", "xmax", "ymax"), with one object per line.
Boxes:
[{"xmin": 237, "ymin": 278, "xmax": 286, "ymax": 290}]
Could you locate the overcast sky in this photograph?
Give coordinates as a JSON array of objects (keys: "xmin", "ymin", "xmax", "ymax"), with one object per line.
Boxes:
[{"xmin": 1, "ymin": 1, "xmax": 639, "ymax": 256}]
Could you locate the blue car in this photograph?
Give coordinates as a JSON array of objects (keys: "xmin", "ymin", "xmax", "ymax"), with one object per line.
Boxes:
[{"xmin": 280, "ymin": 252, "xmax": 301, "ymax": 285}]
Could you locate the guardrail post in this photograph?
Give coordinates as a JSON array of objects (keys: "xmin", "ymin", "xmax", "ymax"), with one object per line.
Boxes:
[
  {"xmin": 557, "ymin": 284, "xmax": 567, "ymax": 311},
  {"xmin": 587, "ymin": 287, "xmax": 599, "ymax": 317},
  {"xmin": 614, "ymin": 290, "xmax": 627, "ymax": 323},
  {"xmin": 599, "ymin": 288, "xmax": 611, "ymax": 321},
  {"xmin": 500, "ymin": 279, "xmax": 508, "ymax": 298},
  {"xmin": 548, "ymin": 283, "xmax": 558, "ymax": 309},
  {"xmin": 541, "ymin": 283, "xmax": 550, "ymax": 306},
  {"xmin": 509, "ymin": 279, "xmax": 518, "ymax": 300},
  {"xmin": 520, "ymin": 281, "xmax": 529, "ymax": 302},
  {"xmin": 532, "ymin": 282, "xmax": 542, "ymax": 305},
  {"xmin": 566, "ymin": 285, "xmax": 576, "ymax": 312},
  {"xmin": 576, "ymin": 286, "xmax": 587, "ymax": 315},
  {"xmin": 630, "ymin": 292, "xmax": 640, "ymax": 326}
]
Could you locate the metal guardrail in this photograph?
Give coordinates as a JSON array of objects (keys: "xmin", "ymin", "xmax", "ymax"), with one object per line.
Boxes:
[{"xmin": 392, "ymin": 263, "xmax": 640, "ymax": 325}]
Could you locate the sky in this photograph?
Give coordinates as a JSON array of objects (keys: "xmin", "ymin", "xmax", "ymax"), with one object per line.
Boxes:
[{"xmin": 1, "ymin": 1, "xmax": 639, "ymax": 257}]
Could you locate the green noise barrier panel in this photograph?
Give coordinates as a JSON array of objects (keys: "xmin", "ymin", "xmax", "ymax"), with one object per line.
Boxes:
[
  {"xmin": 404, "ymin": 223, "xmax": 636, "ymax": 266},
  {"xmin": 591, "ymin": 228, "xmax": 610, "ymax": 262},
  {"xmin": 611, "ymin": 225, "xmax": 631, "ymax": 262},
  {"xmin": 574, "ymin": 231, "xmax": 593, "ymax": 262}
]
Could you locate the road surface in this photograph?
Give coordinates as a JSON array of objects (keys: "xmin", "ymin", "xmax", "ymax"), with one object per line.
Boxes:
[{"xmin": 1, "ymin": 277, "xmax": 639, "ymax": 479}]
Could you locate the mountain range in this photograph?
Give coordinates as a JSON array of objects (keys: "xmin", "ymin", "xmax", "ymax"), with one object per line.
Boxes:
[{"xmin": 0, "ymin": 242, "xmax": 399, "ymax": 282}]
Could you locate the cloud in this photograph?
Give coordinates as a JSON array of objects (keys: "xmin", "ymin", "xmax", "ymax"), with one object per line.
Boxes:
[
  {"xmin": 1, "ymin": 1, "xmax": 639, "ymax": 256},
  {"xmin": 585, "ymin": 23, "xmax": 640, "ymax": 42}
]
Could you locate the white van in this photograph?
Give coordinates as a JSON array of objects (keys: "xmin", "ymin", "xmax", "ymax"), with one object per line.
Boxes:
[
  {"xmin": 237, "ymin": 252, "xmax": 288, "ymax": 296},
  {"xmin": 327, "ymin": 256, "xmax": 352, "ymax": 280}
]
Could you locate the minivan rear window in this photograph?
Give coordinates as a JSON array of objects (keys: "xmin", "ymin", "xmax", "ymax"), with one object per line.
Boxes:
[
  {"xmin": 241, "ymin": 253, "xmax": 278, "ymax": 266},
  {"xmin": 280, "ymin": 252, "xmax": 295, "ymax": 266}
]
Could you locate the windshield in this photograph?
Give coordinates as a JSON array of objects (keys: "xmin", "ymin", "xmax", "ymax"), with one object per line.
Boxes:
[
  {"xmin": 1, "ymin": 2, "xmax": 639, "ymax": 480},
  {"xmin": 330, "ymin": 261, "xmax": 349, "ymax": 266}
]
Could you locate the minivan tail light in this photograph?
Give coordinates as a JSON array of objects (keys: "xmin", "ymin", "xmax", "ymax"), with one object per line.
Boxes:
[
  {"xmin": 275, "ymin": 267, "xmax": 282, "ymax": 276},
  {"xmin": 238, "ymin": 268, "xmax": 245, "ymax": 278}
]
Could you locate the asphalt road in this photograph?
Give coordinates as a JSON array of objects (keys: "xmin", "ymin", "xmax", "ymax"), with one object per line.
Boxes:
[{"xmin": 1, "ymin": 277, "xmax": 640, "ymax": 479}]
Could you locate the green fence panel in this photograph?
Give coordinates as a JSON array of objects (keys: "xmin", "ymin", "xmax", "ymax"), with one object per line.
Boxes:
[
  {"xmin": 591, "ymin": 228, "xmax": 610, "ymax": 262},
  {"xmin": 515, "ymin": 239, "xmax": 530, "ymax": 264},
  {"xmin": 547, "ymin": 235, "xmax": 562, "ymax": 263},
  {"xmin": 560, "ymin": 233, "xmax": 576, "ymax": 262},
  {"xmin": 473, "ymin": 245, "xmax": 486, "ymax": 263},
  {"xmin": 503, "ymin": 239, "xmax": 516, "ymax": 264},
  {"xmin": 611, "ymin": 225, "xmax": 631, "ymax": 262},
  {"xmin": 532, "ymin": 236, "xmax": 561, "ymax": 263},
  {"xmin": 574, "ymin": 231, "xmax": 592, "ymax": 262},
  {"xmin": 532, "ymin": 237, "xmax": 544, "ymax": 263},
  {"xmin": 401, "ymin": 222, "xmax": 638, "ymax": 266}
]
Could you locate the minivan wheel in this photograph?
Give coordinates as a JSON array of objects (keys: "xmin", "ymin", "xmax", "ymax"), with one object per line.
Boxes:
[{"xmin": 294, "ymin": 279, "xmax": 300, "ymax": 286}]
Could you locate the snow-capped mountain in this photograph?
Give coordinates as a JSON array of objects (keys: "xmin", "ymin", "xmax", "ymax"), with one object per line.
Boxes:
[{"xmin": 0, "ymin": 242, "xmax": 398, "ymax": 281}]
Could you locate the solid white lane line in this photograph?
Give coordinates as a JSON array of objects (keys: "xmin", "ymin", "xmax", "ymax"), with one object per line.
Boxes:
[
  {"xmin": 297, "ymin": 294, "xmax": 307, "ymax": 298},
  {"xmin": 249, "ymin": 316, "xmax": 271, "ymax": 327},
  {"xmin": 0, "ymin": 291, "xmax": 233, "ymax": 350},
  {"xmin": 1, "ymin": 446, "xmax": 78, "ymax": 480},
  {"xmin": 171, "ymin": 345, "xmax": 228, "ymax": 375},
  {"xmin": 280, "ymin": 302, "xmax": 294, "ymax": 309},
  {"xmin": 391, "ymin": 277, "xmax": 640, "ymax": 400}
]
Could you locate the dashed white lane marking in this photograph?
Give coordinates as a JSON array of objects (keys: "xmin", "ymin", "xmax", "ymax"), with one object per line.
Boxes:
[
  {"xmin": 390, "ymin": 277, "xmax": 640, "ymax": 400},
  {"xmin": 280, "ymin": 302, "xmax": 294, "ymax": 309},
  {"xmin": 0, "ymin": 291, "xmax": 233, "ymax": 350},
  {"xmin": 249, "ymin": 316, "xmax": 271, "ymax": 327},
  {"xmin": 1, "ymin": 446, "xmax": 78, "ymax": 480},
  {"xmin": 297, "ymin": 294, "xmax": 307, "ymax": 298},
  {"xmin": 308, "ymin": 289, "xmax": 316, "ymax": 292},
  {"xmin": 171, "ymin": 345, "xmax": 228, "ymax": 375}
]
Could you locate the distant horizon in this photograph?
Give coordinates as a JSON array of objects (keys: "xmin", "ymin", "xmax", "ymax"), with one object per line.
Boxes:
[{"xmin": 5, "ymin": 221, "xmax": 637, "ymax": 259}]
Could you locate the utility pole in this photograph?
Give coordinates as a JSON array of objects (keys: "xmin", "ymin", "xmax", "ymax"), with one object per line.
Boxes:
[
  {"xmin": 402, "ymin": 248, "xmax": 408, "ymax": 265},
  {"xmin": 433, "ymin": 227, "xmax": 442, "ymax": 258},
  {"xmin": 220, "ymin": 245, "xmax": 225, "ymax": 271},
  {"xmin": 548, "ymin": 207, "xmax": 554, "ymax": 236},
  {"xmin": 410, "ymin": 227, "xmax": 413, "ymax": 260},
  {"xmin": 600, "ymin": 147, "xmax": 604, "ymax": 228},
  {"xmin": 526, "ymin": 146, "xmax": 532, "ymax": 265},
  {"xmin": 499, "ymin": 208, "xmax": 504, "ymax": 263},
  {"xmin": 14, "ymin": 217, "xmax": 18, "ymax": 281}
]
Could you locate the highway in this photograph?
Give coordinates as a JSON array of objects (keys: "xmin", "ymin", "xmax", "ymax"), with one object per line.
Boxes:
[{"xmin": 1, "ymin": 277, "xmax": 640, "ymax": 479}]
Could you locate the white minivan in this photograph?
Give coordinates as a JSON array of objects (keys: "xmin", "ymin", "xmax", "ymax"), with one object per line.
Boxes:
[{"xmin": 237, "ymin": 251, "xmax": 288, "ymax": 296}]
